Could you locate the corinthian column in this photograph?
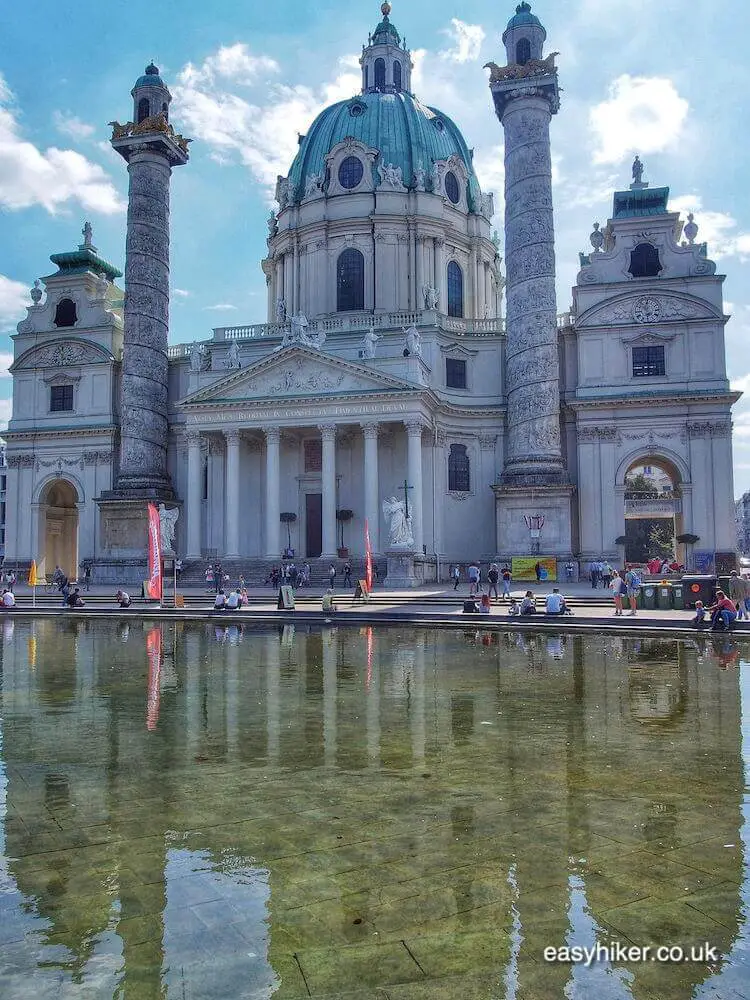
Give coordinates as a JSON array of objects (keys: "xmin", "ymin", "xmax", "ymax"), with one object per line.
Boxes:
[
  {"xmin": 319, "ymin": 425, "xmax": 337, "ymax": 558},
  {"xmin": 361, "ymin": 423, "xmax": 380, "ymax": 552},
  {"xmin": 186, "ymin": 431, "xmax": 202, "ymax": 559},
  {"xmin": 264, "ymin": 427, "xmax": 280, "ymax": 558},
  {"xmin": 489, "ymin": 31, "xmax": 566, "ymax": 485},
  {"xmin": 224, "ymin": 429, "xmax": 241, "ymax": 558},
  {"xmin": 406, "ymin": 420, "xmax": 424, "ymax": 553}
]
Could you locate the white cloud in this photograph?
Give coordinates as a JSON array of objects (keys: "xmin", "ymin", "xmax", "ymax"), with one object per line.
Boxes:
[
  {"xmin": 0, "ymin": 275, "xmax": 28, "ymax": 332},
  {"xmin": 204, "ymin": 303, "xmax": 237, "ymax": 311},
  {"xmin": 669, "ymin": 195, "xmax": 750, "ymax": 261},
  {"xmin": 173, "ymin": 49, "xmax": 361, "ymax": 198},
  {"xmin": 173, "ymin": 288, "xmax": 191, "ymax": 298},
  {"xmin": 180, "ymin": 44, "xmax": 279, "ymax": 88},
  {"xmin": 440, "ymin": 20, "xmax": 485, "ymax": 63},
  {"xmin": 589, "ymin": 75, "xmax": 689, "ymax": 165},
  {"xmin": 0, "ymin": 73, "xmax": 124, "ymax": 214},
  {"xmin": 53, "ymin": 111, "xmax": 96, "ymax": 140},
  {"xmin": 0, "ymin": 353, "xmax": 13, "ymax": 377}
]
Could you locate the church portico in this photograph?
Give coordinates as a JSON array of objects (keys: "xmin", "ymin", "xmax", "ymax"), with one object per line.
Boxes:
[{"xmin": 175, "ymin": 413, "xmax": 429, "ymax": 562}]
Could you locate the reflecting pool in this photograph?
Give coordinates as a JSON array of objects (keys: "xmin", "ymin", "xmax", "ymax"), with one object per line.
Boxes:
[{"xmin": 0, "ymin": 618, "xmax": 749, "ymax": 999}]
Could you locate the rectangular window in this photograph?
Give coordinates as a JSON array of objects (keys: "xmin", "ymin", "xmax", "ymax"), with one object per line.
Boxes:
[
  {"xmin": 50, "ymin": 384, "xmax": 74, "ymax": 412},
  {"xmin": 446, "ymin": 358, "xmax": 467, "ymax": 389},
  {"xmin": 304, "ymin": 439, "xmax": 322, "ymax": 473},
  {"xmin": 632, "ymin": 345, "xmax": 665, "ymax": 378}
]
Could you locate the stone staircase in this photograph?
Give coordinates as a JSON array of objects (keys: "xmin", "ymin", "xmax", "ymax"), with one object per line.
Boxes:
[{"xmin": 178, "ymin": 557, "xmax": 378, "ymax": 588}]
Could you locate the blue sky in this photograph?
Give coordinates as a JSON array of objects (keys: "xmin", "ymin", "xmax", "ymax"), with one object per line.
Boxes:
[{"xmin": 1, "ymin": 0, "xmax": 749, "ymax": 493}]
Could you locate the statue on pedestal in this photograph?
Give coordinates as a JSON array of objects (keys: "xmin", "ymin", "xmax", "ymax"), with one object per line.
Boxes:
[
  {"xmin": 158, "ymin": 504, "xmax": 179, "ymax": 554},
  {"xmin": 383, "ymin": 496, "xmax": 414, "ymax": 548}
]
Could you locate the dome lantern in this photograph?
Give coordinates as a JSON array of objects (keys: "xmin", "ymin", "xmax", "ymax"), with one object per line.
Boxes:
[
  {"xmin": 131, "ymin": 62, "xmax": 172, "ymax": 125},
  {"xmin": 360, "ymin": 0, "xmax": 412, "ymax": 94},
  {"xmin": 502, "ymin": 2, "xmax": 547, "ymax": 66}
]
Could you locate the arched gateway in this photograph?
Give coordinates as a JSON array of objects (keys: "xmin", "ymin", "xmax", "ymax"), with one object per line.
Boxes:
[{"xmin": 39, "ymin": 479, "xmax": 79, "ymax": 579}]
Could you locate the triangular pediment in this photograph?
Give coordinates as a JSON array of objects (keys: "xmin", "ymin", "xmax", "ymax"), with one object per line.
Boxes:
[{"xmin": 180, "ymin": 345, "xmax": 419, "ymax": 406}]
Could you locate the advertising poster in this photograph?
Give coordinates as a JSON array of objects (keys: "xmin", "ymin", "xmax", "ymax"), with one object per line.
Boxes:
[
  {"xmin": 511, "ymin": 556, "xmax": 557, "ymax": 582},
  {"xmin": 693, "ymin": 550, "xmax": 715, "ymax": 573}
]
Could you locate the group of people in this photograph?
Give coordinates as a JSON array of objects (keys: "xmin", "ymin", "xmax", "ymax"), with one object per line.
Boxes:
[
  {"xmin": 464, "ymin": 587, "xmax": 573, "ymax": 617},
  {"xmin": 452, "ymin": 563, "xmax": 514, "ymax": 600},
  {"xmin": 645, "ymin": 556, "xmax": 684, "ymax": 575},
  {"xmin": 267, "ymin": 563, "xmax": 312, "ymax": 589},
  {"xmin": 692, "ymin": 571, "xmax": 750, "ymax": 630},
  {"xmin": 608, "ymin": 566, "xmax": 642, "ymax": 616},
  {"xmin": 213, "ymin": 588, "xmax": 249, "ymax": 611}
]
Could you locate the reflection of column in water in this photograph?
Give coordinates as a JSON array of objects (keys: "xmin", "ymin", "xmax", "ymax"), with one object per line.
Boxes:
[
  {"xmin": 411, "ymin": 632, "xmax": 426, "ymax": 769},
  {"xmin": 322, "ymin": 627, "xmax": 337, "ymax": 767},
  {"xmin": 365, "ymin": 628, "xmax": 381, "ymax": 767},
  {"xmin": 265, "ymin": 632, "xmax": 280, "ymax": 765},
  {"xmin": 226, "ymin": 630, "xmax": 239, "ymax": 756},
  {"xmin": 184, "ymin": 627, "xmax": 201, "ymax": 756}
]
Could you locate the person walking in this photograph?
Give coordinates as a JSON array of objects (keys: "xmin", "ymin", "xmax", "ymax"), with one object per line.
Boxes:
[
  {"xmin": 328, "ymin": 563, "xmax": 336, "ymax": 589},
  {"xmin": 728, "ymin": 570, "xmax": 747, "ymax": 620},
  {"xmin": 623, "ymin": 564, "xmax": 641, "ymax": 616},
  {"xmin": 589, "ymin": 560, "xmax": 599, "ymax": 589},
  {"xmin": 468, "ymin": 561, "xmax": 480, "ymax": 596},
  {"xmin": 501, "ymin": 565, "xmax": 512, "ymax": 601},
  {"xmin": 451, "ymin": 565, "xmax": 460, "ymax": 590},
  {"xmin": 343, "ymin": 561, "xmax": 352, "ymax": 588},
  {"xmin": 487, "ymin": 563, "xmax": 500, "ymax": 601},
  {"xmin": 83, "ymin": 563, "xmax": 92, "ymax": 592},
  {"xmin": 610, "ymin": 569, "xmax": 625, "ymax": 616},
  {"xmin": 601, "ymin": 562, "xmax": 612, "ymax": 591}
]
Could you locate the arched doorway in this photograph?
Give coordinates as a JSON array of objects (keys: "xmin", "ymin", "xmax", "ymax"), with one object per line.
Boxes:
[
  {"xmin": 623, "ymin": 459, "xmax": 684, "ymax": 566},
  {"xmin": 39, "ymin": 480, "xmax": 79, "ymax": 579}
]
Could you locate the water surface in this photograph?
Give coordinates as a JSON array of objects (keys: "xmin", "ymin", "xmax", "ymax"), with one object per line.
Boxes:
[{"xmin": 0, "ymin": 619, "xmax": 748, "ymax": 999}]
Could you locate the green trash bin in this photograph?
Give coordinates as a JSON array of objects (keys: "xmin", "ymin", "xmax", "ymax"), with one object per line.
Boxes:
[
  {"xmin": 672, "ymin": 582, "xmax": 684, "ymax": 609},
  {"xmin": 657, "ymin": 584, "xmax": 673, "ymax": 609},
  {"xmin": 641, "ymin": 585, "xmax": 657, "ymax": 610}
]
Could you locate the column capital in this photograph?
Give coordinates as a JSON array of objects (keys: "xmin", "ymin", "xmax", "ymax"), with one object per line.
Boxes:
[
  {"xmin": 224, "ymin": 428, "xmax": 242, "ymax": 445},
  {"xmin": 263, "ymin": 426, "xmax": 281, "ymax": 444},
  {"xmin": 478, "ymin": 434, "xmax": 497, "ymax": 451},
  {"xmin": 405, "ymin": 419, "xmax": 426, "ymax": 437},
  {"xmin": 318, "ymin": 423, "xmax": 337, "ymax": 441},
  {"xmin": 185, "ymin": 430, "xmax": 202, "ymax": 447},
  {"xmin": 360, "ymin": 422, "xmax": 381, "ymax": 440}
]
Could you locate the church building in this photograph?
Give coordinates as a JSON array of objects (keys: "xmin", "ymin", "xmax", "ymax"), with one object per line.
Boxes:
[{"xmin": 2, "ymin": 2, "xmax": 738, "ymax": 582}]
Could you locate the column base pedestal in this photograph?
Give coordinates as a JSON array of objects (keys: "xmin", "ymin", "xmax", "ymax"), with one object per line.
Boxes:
[
  {"xmin": 492, "ymin": 483, "xmax": 576, "ymax": 564},
  {"xmin": 384, "ymin": 548, "xmax": 419, "ymax": 589},
  {"xmin": 94, "ymin": 493, "xmax": 181, "ymax": 586}
]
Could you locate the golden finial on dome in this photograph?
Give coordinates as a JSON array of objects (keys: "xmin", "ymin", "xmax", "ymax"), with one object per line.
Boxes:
[{"xmin": 381, "ymin": 2, "xmax": 392, "ymax": 16}]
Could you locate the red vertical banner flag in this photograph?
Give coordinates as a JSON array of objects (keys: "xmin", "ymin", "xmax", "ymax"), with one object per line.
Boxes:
[
  {"xmin": 145, "ymin": 626, "xmax": 163, "ymax": 731},
  {"xmin": 146, "ymin": 502, "xmax": 163, "ymax": 601},
  {"xmin": 364, "ymin": 518, "xmax": 373, "ymax": 593}
]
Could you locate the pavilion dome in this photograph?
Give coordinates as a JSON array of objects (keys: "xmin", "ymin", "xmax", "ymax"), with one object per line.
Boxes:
[{"xmin": 287, "ymin": 90, "xmax": 482, "ymax": 210}]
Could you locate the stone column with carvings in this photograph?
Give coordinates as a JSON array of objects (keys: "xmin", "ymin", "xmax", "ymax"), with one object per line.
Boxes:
[
  {"xmin": 489, "ymin": 27, "xmax": 566, "ymax": 485},
  {"xmin": 186, "ymin": 431, "xmax": 202, "ymax": 559},
  {"xmin": 406, "ymin": 420, "xmax": 424, "ymax": 553},
  {"xmin": 264, "ymin": 427, "xmax": 281, "ymax": 558},
  {"xmin": 224, "ymin": 429, "xmax": 241, "ymax": 558},
  {"xmin": 320, "ymin": 424, "xmax": 337, "ymax": 557},
  {"xmin": 362, "ymin": 423, "xmax": 380, "ymax": 553},
  {"xmin": 110, "ymin": 66, "xmax": 189, "ymax": 498}
]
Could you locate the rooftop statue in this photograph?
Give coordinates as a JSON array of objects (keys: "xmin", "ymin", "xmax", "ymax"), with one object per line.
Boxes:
[{"xmin": 483, "ymin": 52, "xmax": 558, "ymax": 83}]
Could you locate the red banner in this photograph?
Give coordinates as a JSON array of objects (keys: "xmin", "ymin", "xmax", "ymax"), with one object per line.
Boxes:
[
  {"xmin": 147, "ymin": 502, "xmax": 163, "ymax": 601},
  {"xmin": 365, "ymin": 518, "xmax": 373, "ymax": 593},
  {"xmin": 145, "ymin": 626, "xmax": 163, "ymax": 731}
]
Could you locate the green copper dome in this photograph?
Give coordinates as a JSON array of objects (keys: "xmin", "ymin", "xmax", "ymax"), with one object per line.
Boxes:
[
  {"xmin": 288, "ymin": 91, "xmax": 482, "ymax": 209},
  {"xmin": 134, "ymin": 63, "xmax": 165, "ymax": 89}
]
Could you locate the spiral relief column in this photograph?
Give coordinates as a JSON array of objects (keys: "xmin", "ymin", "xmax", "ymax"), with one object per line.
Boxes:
[{"xmin": 487, "ymin": 3, "xmax": 573, "ymax": 559}]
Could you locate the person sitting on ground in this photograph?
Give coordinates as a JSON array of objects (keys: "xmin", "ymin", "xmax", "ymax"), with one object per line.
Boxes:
[
  {"xmin": 66, "ymin": 587, "xmax": 84, "ymax": 608},
  {"xmin": 115, "ymin": 589, "xmax": 131, "ymax": 608},
  {"xmin": 507, "ymin": 597, "xmax": 520, "ymax": 617},
  {"xmin": 322, "ymin": 588, "xmax": 338, "ymax": 613},
  {"xmin": 2, "ymin": 587, "xmax": 15, "ymax": 608},
  {"xmin": 479, "ymin": 593, "xmax": 492, "ymax": 614},
  {"xmin": 520, "ymin": 590, "xmax": 536, "ymax": 615},
  {"xmin": 545, "ymin": 587, "xmax": 571, "ymax": 615},
  {"xmin": 213, "ymin": 589, "xmax": 227, "ymax": 611},
  {"xmin": 707, "ymin": 590, "xmax": 738, "ymax": 631},
  {"xmin": 692, "ymin": 600, "xmax": 707, "ymax": 627},
  {"xmin": 226, "ymin": 588, "xmax": 241, "ymax": 611}
]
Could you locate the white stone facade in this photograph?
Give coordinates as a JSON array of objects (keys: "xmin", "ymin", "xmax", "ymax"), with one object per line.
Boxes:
[{"xmin": 2, "ymin": 3, "xmax": 739, "ymax": 579}]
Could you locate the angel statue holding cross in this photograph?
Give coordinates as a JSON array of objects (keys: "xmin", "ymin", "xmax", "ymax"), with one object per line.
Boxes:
[{"xmin": 382, "ymin": 496, "xmax": 414, "ymax": 548}]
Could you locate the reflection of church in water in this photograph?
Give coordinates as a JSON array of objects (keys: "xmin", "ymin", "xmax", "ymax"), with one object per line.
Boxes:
[
  {"xmin": 0, "ymin": 619, "xmax": 747, "ymax": 995},
  {"xmin": 3, "ymin": 1, "xmax": 739, "ymax": 581}
]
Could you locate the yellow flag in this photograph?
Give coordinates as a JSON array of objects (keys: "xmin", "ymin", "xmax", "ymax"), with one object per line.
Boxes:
[
  {"xmin": 28, "ymin": 635, "xmax": 37, "ymax": 670},
  {"xmin": 28, "ymin": 560, "xmax": 38, "ymax": 587}
]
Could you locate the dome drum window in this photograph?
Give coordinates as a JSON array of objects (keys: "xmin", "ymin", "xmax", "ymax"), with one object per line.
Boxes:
[
  {"xmin": 338, "ymin": 156, "xmax": 365, "ymax": 189},
  {"xmin": 447, "ymin": 261, "xmax": 464, "ymax": 318},
  {"xmin": 448, "ymin": 444, "xmax": 471, "ymax": 493},
  {"xmin": 337, "ymin": 249, "xmax": 365, "ymax": 312},
  {"xmin": 445, "ymin": 171, "xmax": 461, "ymax": 205}
]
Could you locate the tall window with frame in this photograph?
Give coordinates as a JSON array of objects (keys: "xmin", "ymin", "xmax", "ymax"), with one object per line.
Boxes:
[
  {"xmin": 447, "ymin": 261, "xmax": 463, "ymax": 318},
  {"xmin": 337, "ymin": 248, "xmax": 365, "ymax": 312},
  {"xmin": 374, "ymin": 58, "xmax": 386, "ymax": 91},
  {"xmin": 448, "ymin": 444, "xmax": 470, "ymax": 492},
  {"xmin": 50, "ymin": 384, "xmax": 74, "ymax": 412},
  {"xmin": 393, "ymin": 60, "xmax": 402, "ymax": 91},
  {"xmin": 632, "ymin": 345, "xmax": 665, "ymax": 378},
  {"xmin": 446, "ymin": 358, "xmax": 467, "ymax": 389}
]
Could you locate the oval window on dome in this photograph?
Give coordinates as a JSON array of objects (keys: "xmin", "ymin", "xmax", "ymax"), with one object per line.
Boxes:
[
  {"xmin": 338, "ymin": 156, "xmax": 364, "ymax": 189},
  {"xmin": 433, "ymin": 118, "xmax": 445, "ymax": 132},
  {"xmin": 349, "ymin": 102, "xmax": 365, "ymax": 118},
  {"xmin": 445, "ymin": 171, "xmax": 461, "ymax": 205}
]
